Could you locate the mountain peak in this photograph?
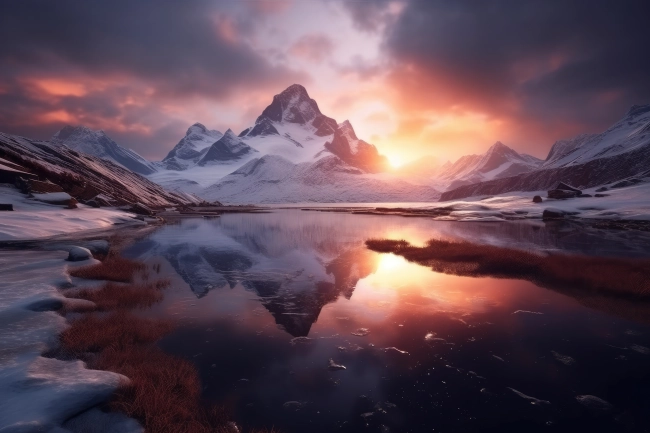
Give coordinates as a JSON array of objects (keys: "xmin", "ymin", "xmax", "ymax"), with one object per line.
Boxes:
[
  {"xmin": 259, "ymin": 84, "xmax": 321, "ymax": 125},
  {"xmin": 626, "ymin": 104, "xmax": 650, "ymax": 118},
  {"xmin": 187, "ymin": 123, "xmax": 209, "ymax": 135}
]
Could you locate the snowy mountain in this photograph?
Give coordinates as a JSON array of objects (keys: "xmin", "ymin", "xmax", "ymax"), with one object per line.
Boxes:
[
  {"xmin": 147, "ymin": 84, "xmax": 421, "ymax": 202},
  {"xmin": 435, "ymin": 141, "xmax": 542, "ymax": 190},
  {"xmin": 197, "ymin": 129, "xmax": 256, "ymax": 166},
  {"xmin": 440, "ymin": 104, "xmax": 650, "ymax": 201},
  {"xmin": 0, "ymin": 132, "xmax": 197, "ymax": 207},
  {"xmin": 324, "ymin": 121, "xmax": 389, "ymax": 173},
  {"xmin": 51, "ymin": 125, "xmax": 156, "ymax": 175},
  {"xmin": 161, "ymin": 123, "xmax": 224, "ymax": 170},
  {"xmin": 202, "ymin": 154, "xmax": 440, "ymax": 204}
]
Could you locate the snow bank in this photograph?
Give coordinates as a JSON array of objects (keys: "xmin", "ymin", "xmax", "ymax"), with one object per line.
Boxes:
[
  {"xmin": 432, "ymin": 180, "xmax": 650, "ymax": 222},
  {"xmin": 0, "ymin": 250, "xmax": 131, "ymax": 432},
  {"xmin": 0, "ymin": 185, "xmax": 142, "ymax": 241}
]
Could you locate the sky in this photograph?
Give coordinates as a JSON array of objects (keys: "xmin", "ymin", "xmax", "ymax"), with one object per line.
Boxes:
[{"xmin": 1, "ymin": 0, "xmax": 649, "ymax": 166}]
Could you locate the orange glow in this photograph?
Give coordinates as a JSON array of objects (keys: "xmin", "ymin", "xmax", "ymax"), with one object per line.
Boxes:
[
  {"xmin": 39, "ymin": 110, "xmax": 78, "ymax": 124},
  {"xmin": 32, "ymin": 79, "xmax": 88, "ymax": 97}
]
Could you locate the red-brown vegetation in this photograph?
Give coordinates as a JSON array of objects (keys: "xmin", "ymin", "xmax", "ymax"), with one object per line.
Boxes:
[
  {"xmin": 366, "ymin": 238, "xmax": 650, "ymax": 298},
  {"xmin": 60, "ymin": 312, "xmax": 173, "ymax": 354},
  {"xmin": 68, "ymin": 253, "xmax": 145, "ymax": 282},
  {"xmin": 65, "ymin": 280, "xmax": 169, "ymax": 311}
]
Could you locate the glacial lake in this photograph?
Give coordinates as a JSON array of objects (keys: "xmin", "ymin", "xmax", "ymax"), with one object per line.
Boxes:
[{"xmin": 122, "ymin": 210, "xmax": 650, "ymax": 433}]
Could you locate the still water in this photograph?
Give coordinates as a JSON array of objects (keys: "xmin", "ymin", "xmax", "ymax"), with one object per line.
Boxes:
[{"xmin": 123, "ymin": 210, "xmax": 650, "ymax": 432}]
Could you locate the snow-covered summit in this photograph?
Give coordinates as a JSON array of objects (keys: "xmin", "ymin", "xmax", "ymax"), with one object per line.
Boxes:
[
  {"xmin": 161, "ymin": 123, "xmax": 223, "ymax": 170},
  {"xmin": 197, "ymin": 129, "xmax": 256, "ymax": 166},
  {"xmin": 51, "ymin": 125, "xmax": 156, "ymax": 175},
  {"xmin": 436, "ymin": 141, "xmax": 542, "ymax": 190},
  {"xmin": 541, "ymin": 104, "xmax": 650, "ymax": 169}
]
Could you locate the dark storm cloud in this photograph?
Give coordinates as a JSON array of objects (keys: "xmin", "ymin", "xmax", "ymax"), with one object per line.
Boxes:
[
  {"xmin": 345, "ymin": 0, "xmax": 650, "ymax": 135},
  {"xmin": 0, "ymin": 0, "xmax": 300, "ymax": 99}
]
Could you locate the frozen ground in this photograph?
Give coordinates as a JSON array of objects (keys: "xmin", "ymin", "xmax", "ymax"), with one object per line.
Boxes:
[
  {"xmin": 0, "ymin": 249, "xmax": 142, "ymax": 432},
  {"xmin": 0, "ymin": 185, "xmax": 143, "ymax": 241},
  {"xmin": 432, "ymin": 180, "xmax": 650, "ymax": 222}
]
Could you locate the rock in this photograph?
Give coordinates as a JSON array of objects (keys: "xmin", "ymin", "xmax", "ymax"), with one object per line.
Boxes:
[
  {"xmin": 611, "ymin": 178, "xmax": 643, "ymax": 188},
  {"xmin": 577, "ymin": 194, "xmax": 592, "ymax": 198},
  {"xmin": 547, "ymin": 189, "xmax": 579, "ymax": 199},
  {"xmin": 86, "ymin": 199, "xmax": 100, "ymax": 208},
  {"xmin": 575, "ymin": 395, "xmax": 613, "ymax": 413},
  {"xmin": 595, "ymin": 187, "xmax": 608, "ymax": 192},
  {"xmin": 0, "ymin": 203, "xmax": 13, "ymax": 211},
  {"xmin": 532, "ymin": 195, "xmax": 543, "ymax": 203},
  {"xmin": 67, "ymin": 246, "xmax": 93, "ymax": 262},
  {"xmin": 595, "ymin": 193, "xmax": 610, "ymax": 198},
  {"xmin": 542, "ymin": 208, "xmax": 567, "ymax": 220},
  {"xmin": 67, "ymin": 198, "xmax": 78, "ymax": 209},
  {"xmin": 85, "ymin": 240, "xmax": 110, "ymax": 256},
  {"xmin": 129, "ymin": 202, "xmax": 154, "ymax": 216},
  {"xmin": 554, "ymin": 182, "xmax": 582, "ymax": 193}
]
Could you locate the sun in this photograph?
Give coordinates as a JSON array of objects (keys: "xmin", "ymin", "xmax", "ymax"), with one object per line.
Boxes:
[{"xmin": 387, "ymin": 154, "xmax": 405, "ymax": 168}]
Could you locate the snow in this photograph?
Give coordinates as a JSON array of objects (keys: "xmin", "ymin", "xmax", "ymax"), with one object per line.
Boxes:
[
  {"xmin": 0, "ymin": 250, "xmax": 130, "ymax": 432},
  {"xmin": 427, "ymin": 179, "xmax": 650, "ymax": 221},
  {"xmin": 31, "ymin": 192, "xmax": 72, "ymax": 202},
  {"xmin": 542, "ymin": 105, "xmax": 650, "ymax": 168},
  {"xmin": 0, "ymin": 185, "xmax": 142, "ymax": 241}
]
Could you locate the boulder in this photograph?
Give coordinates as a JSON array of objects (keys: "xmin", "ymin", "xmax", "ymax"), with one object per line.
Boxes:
[
  {"xmin": 532, "ymin": 195, "xmax": 543, "ymax": 203},
  {"xmin": 595, "ymin": 187, "xmax": 608, "ymax": 192},
  {"xmin": 129, "ymin": 202, "xmax": 154, "ymax": 216},
  {"xmin": 86, "ymin": 199, "xmax": 100, "ymax": 208},
  {"xmin": 542, "ymin": 208, "xmax": 566, "ymax": 220},
  {"xmin": 0, "ymin": 203, "xmax": 13, "ymax": 211},
  {"xmin": 547, "ymin": 189, "xmax": 579, "ymax": 199},
  {"xmin": 67, "ymin": 246, "xmax": 93, "ymax": 262},
  {"xmin": 594, "ymin": 193, "xmax": 610, "ymax": 198},
  {"xmin": 577, "ymin": 194, "xmax": 592, "ymax": 198},
  {"xmin": 67, "ymin": 198, "xmax": 78, "ymax": 209},
  {"xmin": 554, "ymin": 182, "xmax": 581, "ymax": 193}
]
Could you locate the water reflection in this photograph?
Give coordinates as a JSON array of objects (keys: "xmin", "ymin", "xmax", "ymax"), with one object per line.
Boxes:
[{"xmin": 123, "ymin": 210, "xmax": 650, "ymax": 432}]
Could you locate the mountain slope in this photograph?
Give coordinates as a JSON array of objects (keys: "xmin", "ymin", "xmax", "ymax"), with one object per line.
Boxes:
[
  {"xmin": 161, "ymin": 123, "xmax": 223, "ymax": 170},
  {"xmin": 51, "ymin": 125, "xmax": 156, "ymax": 175},
  {"xmin": 436, "ymin": 141, "xmax": 542, "ymax": 191},
  {"xmin": 197, "ymin": 129, "xmax": 256, "ymax": 166},
  {"xmin": 202, "ymin": 154, "xmax": 439, "ymax": 204},
  {"xmin": 324, "ymin": 121, "xmax": 389, "ymax": 173},
  {"xmin": 0, "ymin": 132, "xmax": 197, "ymax": 207},
  {"xmin": 440, "ymin": 105, "xmax": 650, "ymax": 201}
]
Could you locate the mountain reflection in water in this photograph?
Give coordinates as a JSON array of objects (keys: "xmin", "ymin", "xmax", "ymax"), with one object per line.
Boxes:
[{"xmin": 123, "ymin": 210, "xmax": 650, "ymax": 433}]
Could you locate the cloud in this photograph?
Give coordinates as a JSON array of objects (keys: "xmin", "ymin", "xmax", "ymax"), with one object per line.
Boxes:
[
  {"xmin": 289, "ymin": 34, "xmax": 335, "ymax": 63},
  {"xmin": 0, "ymin": 0, "xmax": 311, "ymax": 157}
]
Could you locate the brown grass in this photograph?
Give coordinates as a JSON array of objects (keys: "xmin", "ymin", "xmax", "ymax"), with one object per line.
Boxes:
[
  {"xmin": 65, "ymin": 280, "xmax": 169, "ymax": 311},
  {"xmin": 68, "ymin": 253, "xmax": 146, "ymax": 282},
  {"xmin": 60, "ymin": 312, "xmax": 173, "ymax": 354},
  {"xmin": 366, "ymin": 238, "xmax": 650, "ymax": 298}
]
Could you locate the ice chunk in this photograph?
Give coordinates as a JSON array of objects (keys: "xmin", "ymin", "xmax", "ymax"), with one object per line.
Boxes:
[
  {"xmin": 551, "ymin": 351, "xmax": 575, "ymax": 366},
  {"xmin": 351, "ymin": 328, "xmax": 370, "ymax": 337},
  {"xmin": 327, "ymin": 359, "xmax": 346, "ymax": 371},
  {"xmin": 575, "ymin": 395, "xmax": 613, "ymax": 413},
  {"xmin": 508, "ymin": 388, "xmax": 550, "ymax": 405}
]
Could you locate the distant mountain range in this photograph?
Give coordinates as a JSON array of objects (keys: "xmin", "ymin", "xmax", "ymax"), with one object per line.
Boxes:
[{"xmin": 2, "ymin": 84, "xmax": 649, "ymax": 204}]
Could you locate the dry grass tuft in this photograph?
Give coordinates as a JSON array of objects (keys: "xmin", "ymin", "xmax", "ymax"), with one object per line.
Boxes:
[
  {"xmin": 366, "ymin": 238, "xmax": 650, "ymax": 298},
  {"xmin": 69, "ymin": 253, "xmax": 146, "ymax": 282},
  {"xmin": 60, "ymin": 312, "xmax": 173, "ymax": 354},
  {"xmin": 65, "ymin": 280, "xmax": 169, "ymax": 311}
]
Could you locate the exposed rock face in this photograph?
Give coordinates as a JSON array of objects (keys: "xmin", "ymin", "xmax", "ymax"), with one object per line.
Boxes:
[
  {"xmin": 440, "ymin": 141, "xmax": 650, "ymax": 201},
  {"xmin": 440, "ymin": 104, "xmax": 650, "ymax": 201},
  {"xmin": 243, "ymin": 84, "xmax": 328, "ymax": 138},
  {"xmin": 532, "ymin": 195, "xmax": 543, "ymax": 203},
  {"xmin": 52, "ymin": 126, "xmax": 156, "ymax": 175},
  {"xmin": 197, "ymin": 129, "xmax": 255, "ymax": 166},
  {"xmin": 162, "ymin": 123, "xmax": 223, "ymax": 169},
  {"xmin": 547, "ymin": 189, "xmax": 579, "ymax": 199},
  {"xmin": 0, "ymin": 132, "xmax": 197, "ymax": 207},
  {"xmin": 324, "ymin": 121, "xmax": 389, "ymax": 173}
]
